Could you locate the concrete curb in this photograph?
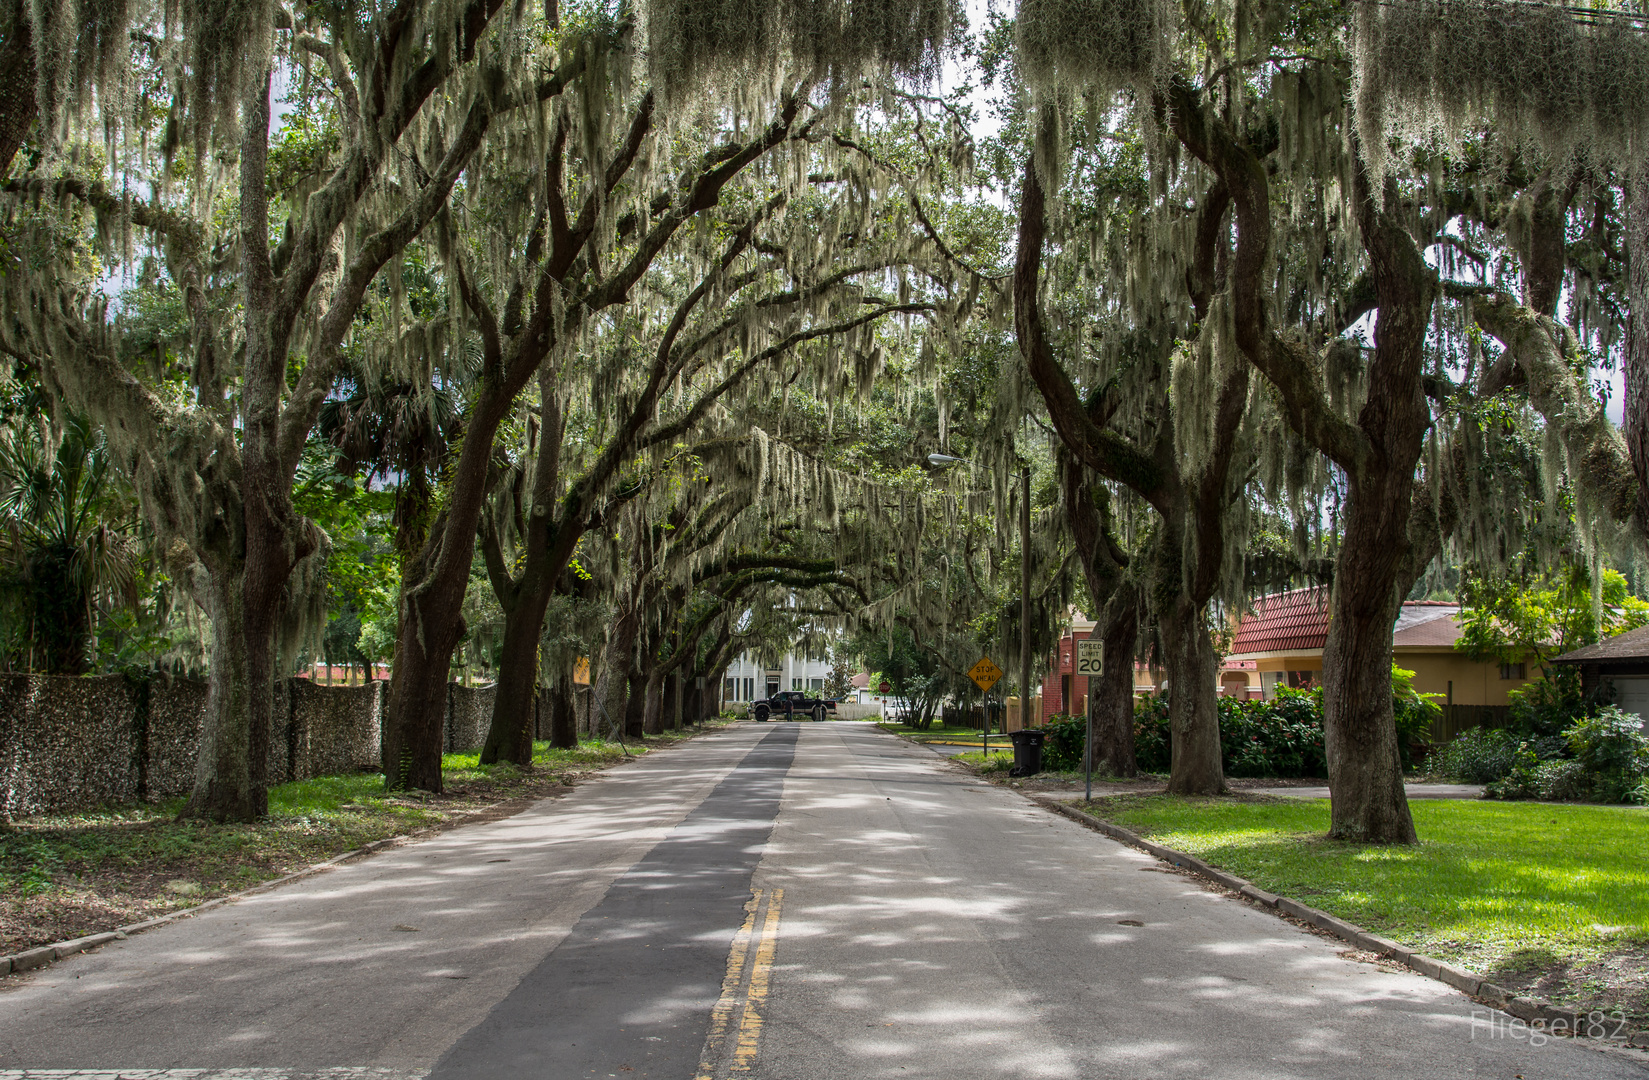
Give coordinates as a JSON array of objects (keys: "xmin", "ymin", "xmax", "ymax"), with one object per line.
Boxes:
[{"xmin": 1030, "ymin": 795, "xmax": 1619, "ymax": 1040}]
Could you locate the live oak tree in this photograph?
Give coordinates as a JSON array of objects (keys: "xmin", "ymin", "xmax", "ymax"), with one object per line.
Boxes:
[{"xmin": 0, "ymin": 0, "xmax": 569, "ymax": 819}]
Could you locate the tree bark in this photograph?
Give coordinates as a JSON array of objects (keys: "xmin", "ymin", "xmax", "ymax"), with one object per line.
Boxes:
[
  {"xmin": 1015, "ymin": 150, "xmax": 1231, "ymax": 793},
  {"xmin": 1159, "ymin": 593, "xmax": 1224, "ymax": 795},
  {"xmin": 546, "ymin": 676, "xmax": 577, "ymax": 749},
  {"xmin": 1315, "ymin": 164, "xmax": 1433, "ymax": 843},
  {"xmin": 1629, "ymin": 170, "xmax": 1649, "ymax": 540},
  {"xmin": 0, "ymin": 0, "xmax": 34, "ymax": 179},
  {"xmin": 1060, "ymin": 453, "xmax": 1138, "ymax": 777},
  {"xmin": 593, "ymin": 605, "xmax": 640, "ymax": 740},
  {"xmin": 184, "ymin": 565, "xmax": 265, "ymax": 821},
  {"xmin": 642, "ymin": 664, "xmax": 666, "ymax": 735},
  {"xmin": 384, "ymin": 374, "xmax": 523, "ymax": 789},
  {"xmin": 481, "ymin": 379, "xmax": 565, "ymax": 765},
  {"xmin": 624, "ymin": 665, "xmax": 647, "ymax": 738},
  {"xmin": 1167, "ymin": 81, "xmax": 1424, "ymax": 840},
  {"xmin": 1088, "ymin": 588, "xmax": 1139, "ymax": 778},
  {"xmin": 480, "ymin": 592, "xmax": 542, "ymax": 764}
]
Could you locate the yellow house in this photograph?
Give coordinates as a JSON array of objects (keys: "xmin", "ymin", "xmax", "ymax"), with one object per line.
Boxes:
[{"xmin": 1224, "ymin": 589, "xmax": 1535, "ymax": 706}]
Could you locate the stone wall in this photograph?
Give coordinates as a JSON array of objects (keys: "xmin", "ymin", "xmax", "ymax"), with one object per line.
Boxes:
[
  {"xmin": 0, "ymin": 674, "xmax": 405, "ymax": 818},
  {"xmin": 144, "ymin": 677, "xmax": 209, "ymax": 800},
  {"xmin": 290, "ymin": 679, "xmax": 384, "ymax": 778},
  {"xmin": 444, "ymin": 684, "xmax": 495, "ymax": 754},
  {"xmin": 0, "ymin": 675, "xmax": 138, "ymax": 818}
]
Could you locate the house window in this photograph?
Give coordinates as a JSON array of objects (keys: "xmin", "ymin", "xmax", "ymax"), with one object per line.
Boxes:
[
  {"xmin": 792, "ymin": 677, "xmax": 803, "ymax": 690},
  {"xmin": 1500, "ymin": 662, "xmax": 1527, "ymax": 680},
  {"xmin": 810, "ymin": 678, "xmax": 824, "ymax": 691},
  {"xmin": 1287, "ymin": 670, "xmax": 1319, "ymax": 689},
  {"xmin": 743, "ymin": 678, "xmax": 754, "ymax": 701},
  {"xmin": 724, "ymin": 678, "xmax": 737, "ymax": 701}
]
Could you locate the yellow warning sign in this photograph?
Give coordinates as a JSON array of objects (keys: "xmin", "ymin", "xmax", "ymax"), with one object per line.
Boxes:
[
  {"xmin": 969, "ymin": 656, "xmax": 1003, "ymax": 693},
  {"xmin": 573, "ymin": 657, "xmax": 591, "ymax": 685}
]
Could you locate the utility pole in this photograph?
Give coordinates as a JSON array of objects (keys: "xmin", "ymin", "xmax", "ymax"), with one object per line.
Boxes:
[{"xmin": 1021, "ymin": 462, "xmax": 1032, "ymax": 730}]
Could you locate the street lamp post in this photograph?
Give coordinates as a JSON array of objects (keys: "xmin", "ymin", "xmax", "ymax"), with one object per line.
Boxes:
[{"xmin": 1020, "ymin": 461, "xmax": 1031, "ymax": 735}]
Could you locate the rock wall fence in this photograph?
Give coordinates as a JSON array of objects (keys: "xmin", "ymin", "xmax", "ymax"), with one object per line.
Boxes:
[{"xmin": 0, "ymin": 673, "xmax": 508, "ymax": 819}]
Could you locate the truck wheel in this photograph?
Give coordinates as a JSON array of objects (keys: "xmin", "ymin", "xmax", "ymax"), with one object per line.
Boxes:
[{"xmin": 754, "ymin": 706, "xmax": 769, "ymax": 722}]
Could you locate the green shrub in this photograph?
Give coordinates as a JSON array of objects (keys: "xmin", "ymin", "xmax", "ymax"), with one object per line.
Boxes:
[
  {"xmin": 1133, "ymin": 695, "xmax": 1171, "ymax": 773},
  {"xmin": 1486, "ymin": 707, "xmax": 1649, "ymax": 803},
  {"xmin": 1041, "ymin": 713, "xmax": 1086, "ymax": 771},
  {"xmin": 1429, "ymin": 727, "xmax": 1519, "ymax": 783},
  {"xmin": 1507, "ymin": 666, "xmax": 1589, "ymax": 737},
  {"xmin": 1565, "ymin": 706, "xmax": 1649, "ymax": 775},
  {"xmin": 1391, "ymin": 665, "xmax": 1443, "ymax": 768}
]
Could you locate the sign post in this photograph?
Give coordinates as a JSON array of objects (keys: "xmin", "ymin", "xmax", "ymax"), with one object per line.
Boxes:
[
  {"xmin": 968, "ymin": 657, "xmax": 1003, "ymax": 755},
  {"xmin": 1075, "ymin": 640, "xmax": 1105, "ymax": 801}
]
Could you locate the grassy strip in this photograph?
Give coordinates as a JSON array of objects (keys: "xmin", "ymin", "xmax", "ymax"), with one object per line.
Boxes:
[
  {"xmin": 1, "ymin": 731, "xmax": 709, "ymax": 955},
  {"xmin": 875, "ymin": 721, "xmax": 995, "ymax": 744},
  {"xmin": 1083, "ymin": 794, "xmax": 1649, "ymax": 1023}
]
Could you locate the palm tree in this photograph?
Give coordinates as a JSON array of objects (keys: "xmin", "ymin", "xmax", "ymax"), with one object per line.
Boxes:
[{"xmin": 0, "ymin": 409, "xmax": 135, "ymax": 673}]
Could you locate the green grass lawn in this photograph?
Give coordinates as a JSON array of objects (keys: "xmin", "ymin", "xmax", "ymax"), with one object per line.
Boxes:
[
  {"xmin": 1085, "ymin": 794, "xmax": 1649, "ymax": 1020},
  {"xmin": 876, "ymin": 721, "xmax": 997, "ymax": 744},
  {"xmin": 0, "ymin": 736, "xmax": 667, "ymax": 954}
]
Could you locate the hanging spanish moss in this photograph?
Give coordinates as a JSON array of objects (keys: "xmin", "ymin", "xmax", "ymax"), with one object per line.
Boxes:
[
  {"xmin": 1015, "ymin": 0, "xmax": 1175, "ymax": 102},
  {"xmin": 644, "ymin": 0, "xmax": 959, "ymax": 106},
  {"xmin": 1352, "ymin": 0, "xmax": 1649, "ymax": 175}
]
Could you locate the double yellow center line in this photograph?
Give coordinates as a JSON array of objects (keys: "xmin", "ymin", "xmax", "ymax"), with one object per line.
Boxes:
[{"xmin": 695, "ymin": 886, "xmax": 784, "ymax": 1079}]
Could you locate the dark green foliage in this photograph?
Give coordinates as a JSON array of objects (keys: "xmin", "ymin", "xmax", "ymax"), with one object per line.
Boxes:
[
  {"xmin": 1133, "ymin": 694, "xmax": 1171, "ymax": 771},
  {"xmin": 1428, "ymin": 726, "xmax": 1520, "ymax": 784},
  {"xmin": 1485, "ymin": 707, "xmax": 1649, "ymax": 804},
  {"xmin": 1126, "ymin": 675, "xmax": 1434, "ymax": 777},
  {"xmin": 1040, "ymin": 712, "xmax": 1086, "ymax": 771},
  {"xmin": 1507, "ymin": 666, "xmax": 1591, "ymax": 738}
]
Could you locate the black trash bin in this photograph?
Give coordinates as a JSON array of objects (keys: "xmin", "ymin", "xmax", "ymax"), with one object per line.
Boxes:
[{"xmin": 1008, "ymin": 729, "xmax": 1046, "ymax": 777}]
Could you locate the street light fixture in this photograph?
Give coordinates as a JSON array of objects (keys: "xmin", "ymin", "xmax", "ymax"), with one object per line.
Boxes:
[{"xmin": 926, "ymin": 452, "xmax": 969, "ymax": 468}]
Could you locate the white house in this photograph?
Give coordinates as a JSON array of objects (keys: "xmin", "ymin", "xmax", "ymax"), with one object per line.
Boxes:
[{"xmin": 722, "ymin": 650, "xmax": 835, "ymax": 704}]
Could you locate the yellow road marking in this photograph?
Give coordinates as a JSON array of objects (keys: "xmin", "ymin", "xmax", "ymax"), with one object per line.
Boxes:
[
  {"xmin": 695, "ymin": 887, "xmax": 783, "ymax": 1080},
  {"xmin": 731, "ymin": 888, "xmax": 783, "ymax": 1073}
]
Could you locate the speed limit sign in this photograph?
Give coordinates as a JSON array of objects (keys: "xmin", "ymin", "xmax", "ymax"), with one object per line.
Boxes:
[{"xmin": 1076, "ymin": 639, "xmax": 1105, "ymax": 676}]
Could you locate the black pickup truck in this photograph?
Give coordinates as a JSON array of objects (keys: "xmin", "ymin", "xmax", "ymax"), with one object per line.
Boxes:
[{"xmin": 752, "ymin": 690, "xmax": 837, "ymax": 722}]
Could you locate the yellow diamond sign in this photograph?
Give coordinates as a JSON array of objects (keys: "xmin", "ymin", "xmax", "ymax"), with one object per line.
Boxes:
[{"xmin": 969, "ymin": 656, "xmax": 1003, "ymax": 693}]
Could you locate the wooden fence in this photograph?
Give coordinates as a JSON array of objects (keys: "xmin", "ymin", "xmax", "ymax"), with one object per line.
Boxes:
[{"xmin": 1427, "ymin": 704, "xmax": 1513, "ymax": 744}]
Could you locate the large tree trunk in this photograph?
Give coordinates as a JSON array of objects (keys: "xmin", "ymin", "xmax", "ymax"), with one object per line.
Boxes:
[
  {"xmin": 1088, "ymin": 587, "xmax": 1139, "ymax": 778},
  {"xmin": 384, "ymin": 376, "xmax": 523, "ymax": 790},
  {"xmin": 179, "ymin": 67, "xmax": 307, "ymax": 822},
  {"xmin": 481, "ymin": 595, "xmax": 548, "ymax": 765},
  {"xmin": 482, "ymin": 382, "xmax": 567, "ymax": 765},
  {"xmin": 1322, "ymin": 581, "xmax": 1414, "ymax": 842},
  {"xmin": 1061, "ymin": 454, "xmax": 1138, "ymax": 777},
  {"xmin": 1628, "ymin": 170, "xmax": 1649, "ymax": 538},
  {"xmin": 383, "ymin": 575, "xmax": 464, "ymax": 791},
  {"xmin": 1315, "ymin": 162, "xmax": 1434, "ymax": 843},
  {"xmin": 1160, "ymin": 593, "xmax": 1224, "ymax": 795},
  {"xmin": 592, "ymin": 607, "xmax": 639, "ymax": 740},
  {"xmin": 642, "ymin": 665, "xmax": 667, "ymax": 735},
  {"xmin": 0, "ymin": 0, "xmax": 34, "ymax": 179},
  {"xmin": 184, "ymin": 565, "xmax": 266, "ymax": 821},
  {"xmin": 624, "ymin": 666, "xmax": 647, "ymax": 738},
  {"xmin": 546, "ymin": 676, "xmax": 577, "ymax": 749}
]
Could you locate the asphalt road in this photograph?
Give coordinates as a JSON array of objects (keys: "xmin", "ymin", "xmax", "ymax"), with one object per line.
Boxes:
[{"xmin": 0, "ymin": 722, "xmax": 1641, "ymax": 1080}]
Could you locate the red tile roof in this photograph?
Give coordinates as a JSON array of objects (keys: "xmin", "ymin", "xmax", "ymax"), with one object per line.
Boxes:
[
  {"xmin": 1229, "ymin": 588, "xmax": 1332, "ymax": 655},
  {"xmin": 1229, "ymin": 591, "xmax": 1464, "ymax": 655}
]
